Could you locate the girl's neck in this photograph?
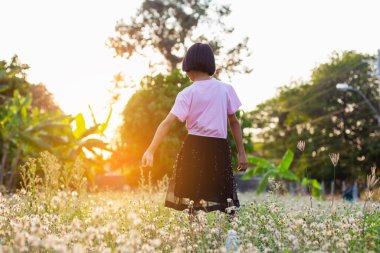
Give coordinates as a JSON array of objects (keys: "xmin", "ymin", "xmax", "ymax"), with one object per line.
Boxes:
[
  {"xmin": 193, "ymin": 75, "xmax": 212, "ymax": 82},
  {"xmin": 194, "ymin": 78, "xmax": 211, "ymax": 82},
  {"xmin": 187, "ymin": 70, "xmax": 212, "ymax": 82}
]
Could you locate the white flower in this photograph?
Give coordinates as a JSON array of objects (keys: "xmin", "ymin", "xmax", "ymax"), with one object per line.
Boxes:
[{"xmin": 50, "ymin": 196, "xmax": 60, "ymax": 210}]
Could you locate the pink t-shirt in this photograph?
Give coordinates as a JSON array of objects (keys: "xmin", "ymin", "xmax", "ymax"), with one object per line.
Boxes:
[{"xmin": 170, "ymin": 78, "xmax": 242, "ymax": 139}]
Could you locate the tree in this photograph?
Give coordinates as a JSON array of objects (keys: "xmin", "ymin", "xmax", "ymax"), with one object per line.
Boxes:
[
  {"xmin": 0, "ymin": 56, "xmax": 111, "ymax": 190},
  {"xmin": 107, "ymin": 0, "xmax": 252, "ymax": 78},
  {"xmin": 29, "ymin": 83, "xmax": 62, "ymax": 114},
  {"xmin": 111, "ymin": 70, "xmax": 189, "ymax": 186},
  {"xmin": 110, "ymin": 70, "xmax": 253, "ymax": 186},
  {"xmin": 0, "ymin": 55, "xmax": 62, "ymax": 114},
  {"xmin": 0, "ymin": 55, "xmax": 30, "ymax": 99},
  {"xmin": 252, "ymin": 51, "xmax": 380, "ymax": 187}
]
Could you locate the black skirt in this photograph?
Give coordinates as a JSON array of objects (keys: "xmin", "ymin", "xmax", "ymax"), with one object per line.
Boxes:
[{"xmin": 164, "ymin": 134, "xmax": 240, "ymax": 213}]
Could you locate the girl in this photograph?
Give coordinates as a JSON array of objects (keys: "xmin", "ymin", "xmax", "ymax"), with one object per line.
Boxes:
[{"xmin": 141, "ymin": 43, "xmax": 248, "ymax": 215}]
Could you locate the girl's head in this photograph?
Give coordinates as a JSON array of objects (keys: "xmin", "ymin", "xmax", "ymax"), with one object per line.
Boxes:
[{"xmin": 182, "ymin": 43, "xmax": 215, "ymax": 80}]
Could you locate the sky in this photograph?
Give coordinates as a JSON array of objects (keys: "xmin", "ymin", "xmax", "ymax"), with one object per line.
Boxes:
[{"xmin": 1, "ymin": 0, "xmax": 380, "ymax": 141}]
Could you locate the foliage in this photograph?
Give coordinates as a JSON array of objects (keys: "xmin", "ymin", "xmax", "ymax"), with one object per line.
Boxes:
[
  {"xmin": 0, "ymin": 55, "xmax": 30, "ymax": 97},
  {"xmin": 111, "ymin": 70, "xmax": 190, "ymax": 186},
  {"xmin": 0, "ymin": 55, "xmax": 61, "ymax": 113},
  {"xmin": 29, "ymin": 83, "xmax": 63, "ymax": 113},
  {"xmin": 108, "ymin": 0, "xmax": 252, "ymax": 78},
  {"xmin": 242, "ymin": 150, "xmax": 299, "ymax": 193},
  {"xmin": 69, "ymin": 106, "xmax": 113, "ymax": 179},
  {"xmin": 0, "ymin": 56, "xmax": 111, "ymax": 190},
  {"xmin": 0, "ymin": 89, "xmax": 70, "ymax": 189},
  {"xmin": 252, "ymin": 51, "xmax": 380, "ymax": 184},
  {"xmin": 111, "ymin": 69, "xmax": 253, "ymax": 186},
  {"xmin": 301, "ymin": 177, "xmax": 322, "ymax": 197},
  {"xmin": 228, "ymin": 109, "xmax": 254, "ymax": 166}
]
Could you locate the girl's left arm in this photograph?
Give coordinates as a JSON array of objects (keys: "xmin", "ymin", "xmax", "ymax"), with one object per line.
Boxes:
[{"xmin": 141, "ymin": 113, "xmax": 177, "ymax": 167}]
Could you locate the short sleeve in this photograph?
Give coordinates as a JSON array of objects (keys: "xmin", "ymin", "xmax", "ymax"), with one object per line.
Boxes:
[
  {"xmin": 170, "ymin": 91, "xmax": 190, "ymax": 122},
  {"xmin": 227, "ymin": 85, "xmax": 242, "ymax": 115}
]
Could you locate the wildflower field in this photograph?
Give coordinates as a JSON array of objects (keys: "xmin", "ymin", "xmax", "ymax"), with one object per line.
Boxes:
[{"xmin": 0, "ymin": 175, "xmax": 379, "ymax": 253}]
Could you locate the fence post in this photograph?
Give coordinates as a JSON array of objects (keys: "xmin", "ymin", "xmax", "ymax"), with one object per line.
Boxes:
[
  {"xmin": 331, "ymin": 180, "xmax": 335, "ymax": 198},
  {"xmin": 353, "ymin": 181, "xmax": 359, "ymax": 201},
  {"xmin": 320, "ymin": 181, "xmax": 325, "ymax": 195},
  {"xmin": 289, "ymin": 182, "xmax": 295, "ymax": 195}
]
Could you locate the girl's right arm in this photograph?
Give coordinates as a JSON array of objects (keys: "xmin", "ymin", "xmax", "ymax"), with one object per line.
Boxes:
[
  {"xmin": 227, "ymin": 113, "xmax": 248, "ymax": 171},
  {"xmin": 141, "ymin": 113, "xmax": 177, "ymax": 167}
]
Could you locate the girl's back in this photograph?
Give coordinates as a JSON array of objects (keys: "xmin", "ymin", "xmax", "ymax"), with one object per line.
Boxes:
[{"xmin": 170, "ymin": 78, "xmax": 241, "ymax": 139}]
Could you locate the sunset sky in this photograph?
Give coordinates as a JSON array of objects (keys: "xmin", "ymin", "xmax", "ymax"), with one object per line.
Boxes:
[{"xmin": 1, "ymin": 0, "xmax": 380, "ymax": 142}]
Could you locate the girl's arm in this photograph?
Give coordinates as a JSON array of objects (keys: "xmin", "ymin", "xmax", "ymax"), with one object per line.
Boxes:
[
  {"xmin": 228, "ymin": 113, "xmax": 248, "ymax": 171},
  {"xmin": 141, "ymin": 113, "xmax": 177, "ymax": 167}
]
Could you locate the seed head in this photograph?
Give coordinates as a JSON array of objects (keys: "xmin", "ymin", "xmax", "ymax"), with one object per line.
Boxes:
[
  {"xmin": 367, "ymin": 166, "xmax": 379, "ymax": 190},
  {"xmin": 199, "ymin": 199, "xmax": 207, "ymax": 208},
  {"xmin": 365, "ymin": 190, "xmax": 374, "ymax": 200},
  {"xmin": 329, "ymin": 153, "xmax": 339, "ymax": 167},
  {"xmin": 297, "ymin": 140, "xmax": 305, "ymax": 152}
]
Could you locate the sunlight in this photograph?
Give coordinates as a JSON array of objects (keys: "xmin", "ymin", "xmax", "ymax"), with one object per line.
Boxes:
[{"xmin": 1, "ymin": 1, "xmax": 380, "ymax": 251}]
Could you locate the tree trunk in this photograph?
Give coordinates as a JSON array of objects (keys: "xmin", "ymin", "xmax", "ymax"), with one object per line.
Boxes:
[
  {"xmin": 7, "ymin": 148, "xmax": 21, "ymax": 191},
  {"xmin": 0, "ymin": 143, "xmax": 9, "ymax": 185}
]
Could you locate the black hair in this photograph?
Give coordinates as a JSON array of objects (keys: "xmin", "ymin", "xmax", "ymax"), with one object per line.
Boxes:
[{"xmin": 182, "ymin": 43, "xmax": 216, "ymax": 76}]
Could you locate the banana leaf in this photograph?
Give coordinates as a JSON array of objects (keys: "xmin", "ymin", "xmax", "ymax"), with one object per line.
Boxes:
[
  {"xmin": 241, "ymin": 165, "xmax": 268, "ymax": 180},
  {"xmin": 18, "ymin": 132, "xmax": 53, "ymax": 152},
  {"xmin": 257, "ymin": 170, "xmax": 275, "ymax": 194},
  {"xmin": 73, "ymin": 113, "xmax": 86, "ymax": 139},
  {"xmin": 279, "ymin": 170, "xmax": 299, "ymax": 182},
  {"xmin": 81, "ymin": 138, "xmax": 110, "ymax": 151},
  {"xmin": 25, "ymin": 122, "xmax": 70, "ymax": 133},
  {"xmin": 277, "ymin": 150, "xmax": 294, "ymax": 172}
]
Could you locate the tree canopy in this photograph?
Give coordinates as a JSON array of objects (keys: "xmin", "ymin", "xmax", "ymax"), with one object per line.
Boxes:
[
  {"xmin": 252, "ymin": 51, "xmax": 380, "ymax": 186},
  {"xmin": 108, "ymin": 0, "xmax": 252, "ymax": 78}
]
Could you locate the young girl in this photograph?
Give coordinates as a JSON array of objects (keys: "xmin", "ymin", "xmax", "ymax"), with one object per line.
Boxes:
[{"xmin": 141, "ymin": 43, "xmax": 248, "ymax": 215}]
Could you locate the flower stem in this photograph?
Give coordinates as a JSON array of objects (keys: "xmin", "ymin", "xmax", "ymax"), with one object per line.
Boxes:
[{"xmin": 331, "ymin": 165, "xmax": 336, "ymax": 209}]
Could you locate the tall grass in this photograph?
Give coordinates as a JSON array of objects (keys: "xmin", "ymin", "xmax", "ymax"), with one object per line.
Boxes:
[{"xmin": 0, "ymin": 151, "xmax": 378, "ymax": 252}]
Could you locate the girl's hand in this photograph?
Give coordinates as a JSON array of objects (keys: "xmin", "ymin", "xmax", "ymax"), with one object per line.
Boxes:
[
  {"xmin": 237, "ymin": 152, "xmax": 248, "ymax": 172},
  {"xmin": 141, "ymin": 151, "xmax": 154, "ymax": 168}
]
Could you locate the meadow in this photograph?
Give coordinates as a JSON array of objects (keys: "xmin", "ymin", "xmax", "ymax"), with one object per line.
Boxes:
[{"xmin": 0, "ymin": 163, "xmax": 379, "ymax": 253}]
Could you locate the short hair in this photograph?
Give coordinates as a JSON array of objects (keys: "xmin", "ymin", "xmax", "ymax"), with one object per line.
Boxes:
[{"xmin": 182, "ymin": 43, "xmax": 216, "ymax": 76}]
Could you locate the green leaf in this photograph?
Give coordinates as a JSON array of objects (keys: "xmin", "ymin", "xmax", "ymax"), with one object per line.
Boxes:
[
  {"xmin": 100, "ymin": 107, "xmax": 112, "ymax": 133},
  {"xmin": 277, "ymin": 149, "xmax": 294, "ymax": 172},
  {"xmin": 301, "ymin": 177, "xmax": 309, "ymax": 186},
  {"xmin": 247, "ymin": 155, "xmax": 275, "ymax": 169},
  {"xmin": 81, "ymin": 138, "xmax": 110, "ymax": 151},
  {"xmin": 38, "ymin": 133, "xmax": 70, "ymax": 146},
  {"xmin": 311, "ymin": 179, "xmax": 322, "ymax": 190},
  {"xmin": 25, "ymin": 122, "xmax": 70, "ymax": 133},
  {"xmin": 252, "ymin": 166, "xmax": 268, "ymax": 176},
  {"xmin": 241, "ymin": 165, "xmax": 269, "ymax": 180},
  {"xmin": 311, "ymin": 187, "xmax": 321, "ymax": 197},
  {"xmin": 241, "ymin": 168, "xmax": 255, "ymax": 180},
  {"xmin": 32, "ymin": 107, "xmax": 39, "ymax": 116},
  {"xmin": 279, "ymin": 170, "xmax": 299, "ymax": 182},
  {"xmin": 73, "ymin": 113, "xmax": 86, "ymax": 139},
  {"xmin": 257, "ymin": 170, "xmax": 274, "ymax": 194},
  {"xmin": 88, "ymin": 105, "xmax": 98, "ymax": 125},
  {"xmin": 18, "ymin": 132, "xmax": 53, "ymax": 151}
]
